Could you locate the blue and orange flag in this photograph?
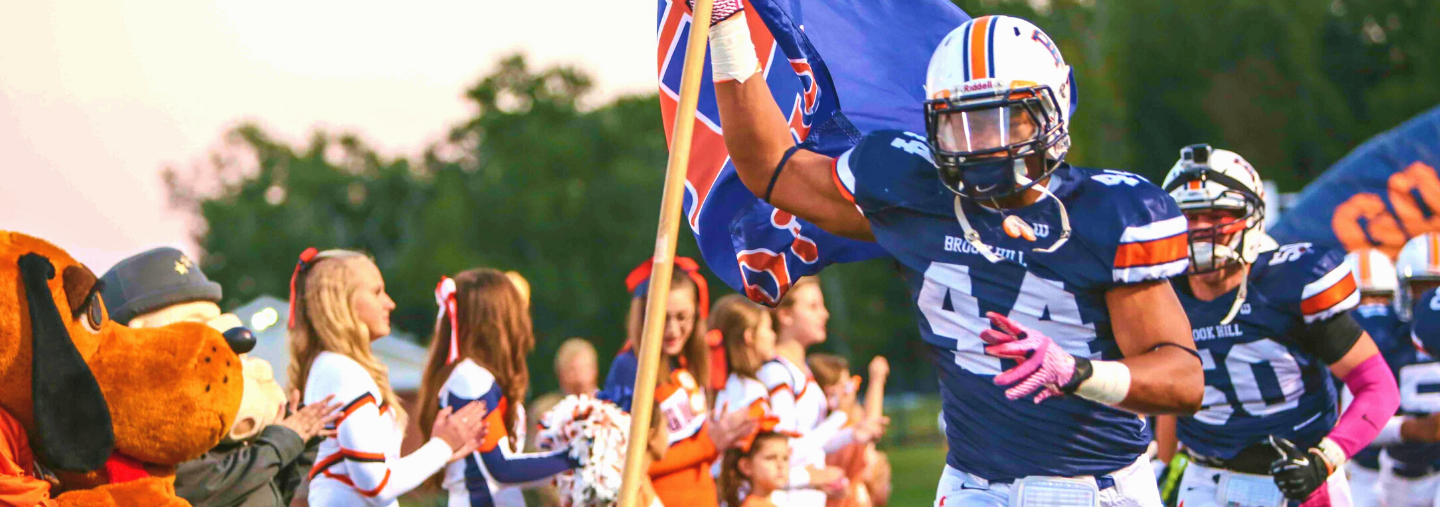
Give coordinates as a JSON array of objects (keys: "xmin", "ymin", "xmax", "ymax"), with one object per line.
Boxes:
[
  {"xmin": 655, "ymin": 0, "xmax": 970, "ymax": 304},
  {"xmin": 1270, "ymin": 105, "xmax": 1440, "ymax": 257}
]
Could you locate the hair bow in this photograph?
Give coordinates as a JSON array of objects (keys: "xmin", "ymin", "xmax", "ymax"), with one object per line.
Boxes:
[
  {"xmin": 287, "ymin": 247, "xmax": 319, "ymax": 329},
  {"xmin": 736, "ymin": 399, "xmax": 795, "ymax": 453},
  {"xmin": 625, "ymin": 257, "xmax": 710, "ymax": 321},
  {"xmin": 435, "ymin": 276, "xmax": 459, "ymax": 365}
]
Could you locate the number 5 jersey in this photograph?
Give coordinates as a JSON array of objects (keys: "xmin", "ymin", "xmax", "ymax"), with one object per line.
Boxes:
[{"xmin": 830, "ymin": 130, "xmax": 1190, "ymax": 481}]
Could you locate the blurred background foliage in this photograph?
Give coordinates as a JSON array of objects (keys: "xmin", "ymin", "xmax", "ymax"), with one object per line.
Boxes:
[{"xmin": 166, "ymin": 0, "xmax": 1440, "ymax": 397}]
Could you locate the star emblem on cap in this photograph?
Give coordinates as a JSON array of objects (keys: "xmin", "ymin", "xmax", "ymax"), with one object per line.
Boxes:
[{"xmin": 175, "ymin": 256, "xmax": 193, "ymax": 275}]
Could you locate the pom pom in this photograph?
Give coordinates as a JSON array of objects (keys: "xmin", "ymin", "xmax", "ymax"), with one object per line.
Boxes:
[{"xmin": 536, "ymin": 394, "xmax": 632, "ymax": 506}]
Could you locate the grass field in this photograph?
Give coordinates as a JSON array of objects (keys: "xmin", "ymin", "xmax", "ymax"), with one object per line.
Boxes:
[{"xmin": 882, "ymin": 443, "xmax": 948, "ymax": 505}]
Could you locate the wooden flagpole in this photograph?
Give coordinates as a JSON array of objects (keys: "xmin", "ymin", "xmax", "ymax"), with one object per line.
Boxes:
[{"xmin": 616, "ymin": 0, "xmax": 715, "ymax": 505}]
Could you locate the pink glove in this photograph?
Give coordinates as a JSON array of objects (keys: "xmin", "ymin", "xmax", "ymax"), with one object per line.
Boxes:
[
  {"xmin": 688, "ymin": 0, "xmax": 745, "ymax": 26},
  {"xmin": 979, "ymin": 312, "xmax": 1087, "ymax": 403}
]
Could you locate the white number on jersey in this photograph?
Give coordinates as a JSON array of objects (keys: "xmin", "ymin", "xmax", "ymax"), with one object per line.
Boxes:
[
  {"xmin": 1090, "ymin": 170, "xmax": 1142, "ymax": 187},
  {"xmin": 1267, "ymin": 243, "xmax": 1313, "ymax": 266},
  {"xmin": 1398, "ymin": 362, "xmax": 1440, "ymax": 414},
  {"xmin": 1194, "ymin": 339, "xmax": 1304, "ymax": 425},
  {"xmin": 890, "ymin": 137, "xmax": 932, "ymax": 161},
  {"xmin": 1430, "ymin": 291, "xmax": 1440, "ymax": 311},
  {"xmin": 917, "ymin": 262, "xmax": 1096, "ymax": 376}
]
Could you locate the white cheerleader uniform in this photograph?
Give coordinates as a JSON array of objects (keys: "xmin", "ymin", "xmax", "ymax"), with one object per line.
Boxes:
[{"xmin": 304, "ymin": 351, "xmax": 454, "ymax": 507}]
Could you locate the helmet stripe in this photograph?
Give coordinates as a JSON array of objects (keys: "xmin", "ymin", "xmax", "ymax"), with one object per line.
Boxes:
[
  {"xmin": 1422, "ymin": 234, "xmax": 1434, "ymax": 270},
  {"xmin": 1358, "ymin": 249, "xmax": 1373, "ymax": 288},
  {"xmin": 961, "ymin": 22, "xmax": 973, "ymax": 82},
  {"xmin": 969, "ymin": 16, "xmax": 991, "ymax": 80},
  {"xmin": 986, "ymin": 16, "xmax": 998, "ymax": 81}
]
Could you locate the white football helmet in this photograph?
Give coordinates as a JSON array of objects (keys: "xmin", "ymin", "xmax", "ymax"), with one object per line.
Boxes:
[
  {"xmin": 923, "ymin": 15, "xmax": 1075, "ymax": 201},
  {"xmin": 1162, "ymin": 144, "xmax": 1276, "ymax": 273},
  {"xmin": 1346, "ymin": 248, "xmax": 1397, "ymax": 299},
  {"xmin": 1394, "ymin": 233, "xmax": 1440, "ymax": 321}
]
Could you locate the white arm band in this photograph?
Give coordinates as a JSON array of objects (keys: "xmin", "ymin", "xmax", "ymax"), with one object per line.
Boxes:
[
  {"xmin": 1371, "ymin": 416, "xmax": 1405, "ymax": 446},
  {"xmin": 708, "ymin": 13, "xmax": 759, "ymax": 83},
  {"xmin": 1075, "ymin": 360, "xmax": 1131, "ymax": 406}
]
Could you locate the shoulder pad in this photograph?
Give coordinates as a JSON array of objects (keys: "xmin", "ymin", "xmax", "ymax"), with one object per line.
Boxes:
[
  {"xmin": 834, "ymin": 130, "xmax": 945, "ymax": 213},
  {"xmin": 1068, "ymin": 167, "xmax": 1189, "ymax": 285},
  {"xmin": 1254, "ymin": 244, "xmax": 1359, "ymax": 323},
  {"xmin": 1411, "ymin": 289, "xmax": 1440, "ymax": 355}
]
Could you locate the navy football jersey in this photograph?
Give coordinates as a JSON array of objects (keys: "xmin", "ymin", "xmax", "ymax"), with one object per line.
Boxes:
[
  {"xmin": 1392, "ymin": 289, "xmax": 1440, "ymax": 473},
  {"xmin": 1349, "ymin": 303, "xmax": 1410, "ymax": 470},
  {"xmin": 832, "ymin": 130, "xmax": 1189, "ymax": 481},
  {"xmin": 1173, "ymin": 243, "xmax": 1360, "ymax": 459}
]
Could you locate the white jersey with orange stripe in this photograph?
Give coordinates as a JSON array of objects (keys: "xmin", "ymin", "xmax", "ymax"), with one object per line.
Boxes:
[
  {"xmin": 757, "ymin": 356, "xmax": 849, "ymax": 507},
  {"xmin": 830, "ymin": 129, "xmax": 1188, "ymax": 481},
  {"xmin": 304, "ymin": 351, "xmax": 454, "ymax": 507},
  {"xmin": 1173, "ymin": 242, "xmax": 1362, "ymax": 459}
]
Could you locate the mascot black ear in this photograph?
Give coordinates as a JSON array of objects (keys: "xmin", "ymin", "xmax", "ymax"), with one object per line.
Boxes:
[{"xmin": 18, "ymin": 253, "xmax": 114, "ymax": 471}]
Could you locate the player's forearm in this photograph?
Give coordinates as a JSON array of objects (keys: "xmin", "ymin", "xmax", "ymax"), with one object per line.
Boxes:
[
  {"xmin": 714, "ymin": 75, "xmax": 796, "ymax": 197},
  {"xmin": 1113, "ymin": 347, "xmax": 1204, "ymax": 414}
]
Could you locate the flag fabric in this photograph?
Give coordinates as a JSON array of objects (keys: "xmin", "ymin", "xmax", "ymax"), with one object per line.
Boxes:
[
  {"xmin": 1270, "ymin": 105, "xmax": 1440, "ymax": 258},
  {"xmin": 655, "ymin": 0, "xmax": 970, "ymax": 304}
]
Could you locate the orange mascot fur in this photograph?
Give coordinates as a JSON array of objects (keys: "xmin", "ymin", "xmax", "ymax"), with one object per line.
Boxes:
[{"xmin": 0, "ymin": 231, "xmax": 244, "ymax": 506}]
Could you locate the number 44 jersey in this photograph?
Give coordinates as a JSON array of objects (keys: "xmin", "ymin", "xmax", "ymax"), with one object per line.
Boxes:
[
  {"xmin": 1173, "ymin": 243, "xmax": 1360, "ymax": 459},
  {"xmin": 832, "ymin": 130, "xmax": 1190, "ymax": 481}
]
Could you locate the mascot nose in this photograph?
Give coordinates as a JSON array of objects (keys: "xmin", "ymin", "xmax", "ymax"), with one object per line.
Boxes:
[{"xmin": 222, "ymin": 327, "xmax": 257, "ymax": 354}]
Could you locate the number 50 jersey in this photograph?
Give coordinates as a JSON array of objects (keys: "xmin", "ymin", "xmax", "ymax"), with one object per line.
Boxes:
[
  {"xmin": 1173, "ymin": 243, "xmax": 1360, "ymax": 459},
  {"xmin": 831, "ymin": 130, "xmax": 1190, "ymax": 482}
]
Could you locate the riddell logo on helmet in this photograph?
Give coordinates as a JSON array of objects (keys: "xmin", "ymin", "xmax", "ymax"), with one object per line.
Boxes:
[{"xmin": 961, "ymin": 79, "xmax": 1002, "ymax": 94}]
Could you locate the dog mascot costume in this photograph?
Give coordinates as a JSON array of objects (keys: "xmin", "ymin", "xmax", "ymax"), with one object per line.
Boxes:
[{"xmin": 0, "ymin": 231, "xmax": 244, "ymax": 506}]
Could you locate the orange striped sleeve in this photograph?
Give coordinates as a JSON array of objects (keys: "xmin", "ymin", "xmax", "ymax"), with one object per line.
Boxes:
[
  {"xmin": 1114, "ymin": 234, "xmax": 1187, "ymax": 269},
  {"xmin": 1301, "ymin": 272, "xmax": 1358, "ymax": 317}
]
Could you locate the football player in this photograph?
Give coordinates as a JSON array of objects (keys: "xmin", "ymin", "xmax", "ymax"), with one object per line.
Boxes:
[
  {"xmin": 702, "ymin": 5, "xmax": 1205, "ymax": 505},
  {"xmin": 1154, "ymin": 145, "xmax": 1400, "ymax": 506},
  {"xmin": 1342, "ymin": 247, "xmax": 1404, "ymax": 507},
  {"xmin": 1368, "ymin": 234, "xmax": 1440, "ymax": 507}
]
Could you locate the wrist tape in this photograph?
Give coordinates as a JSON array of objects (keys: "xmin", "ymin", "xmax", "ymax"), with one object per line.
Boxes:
[{"xmin": 709, "ymin": 13, "xmax": 759, "ymax": 83}]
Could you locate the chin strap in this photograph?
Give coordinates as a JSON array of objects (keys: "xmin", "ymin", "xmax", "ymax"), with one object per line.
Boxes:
[
  {"xmin": 952, "ymin": 169, "xmax": 1072, "ymax": 264},
  {"xmin": 1220, "ymin": 278, "xmax": 1247, "ymax": 325}
]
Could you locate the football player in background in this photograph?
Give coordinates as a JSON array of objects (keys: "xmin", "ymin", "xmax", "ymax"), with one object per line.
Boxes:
[
  {"xmin": 1364, "ymin": 234, "xmax": 1440, "ymax": 507},
  {"xmin": 702, "ymin": 4, "xmax": 1204, "ymax": 504},
  {"xmin": 1155, "ymin": 145, "xmax": 1399, "ymax": 506},
  {"xmin": 1342, "ymin": 247, "xmax": 1405, "ymax": 507}
]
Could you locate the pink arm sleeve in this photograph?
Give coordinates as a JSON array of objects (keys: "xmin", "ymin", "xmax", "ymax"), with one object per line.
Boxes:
[{"xmin": 1330, "ymin": 354, "xmax": 1400, "ymax": 457}]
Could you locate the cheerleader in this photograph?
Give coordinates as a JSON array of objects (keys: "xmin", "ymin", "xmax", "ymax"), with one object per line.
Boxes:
[
  {"xmin": 711, "ymin": 294, "xmax": 777, "ymax": 431},
  {"xmin": 416, "ymin": 269, "xmax": 579, "ymax": 506},
  {"xmin": 600, "ymin": 258, "xmax": 754, "ymax": 507},
  {"xmin": 763, "ymin": 278, "xmax": 882, "ymax": 506},
  {"xmin": 287, "ymin": 248, "xmax": 489, "ymax": 507}
]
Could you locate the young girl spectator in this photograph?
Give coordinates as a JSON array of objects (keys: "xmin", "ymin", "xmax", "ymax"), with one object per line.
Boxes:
[
  {"xmin": 807, "ymin": 355, "xmax": 892, "ymax": 507},
  {"xmin": 719, "ymin": 431, "xmax": 792, "ymax": 507},
  {"xmin": 287, "ymin": 248, "xmax": 488, "ymax": 507},
  {"xmin": 762, "ymin": 277, "xmax": 875, "ymax": 506},
  {"xmin": 711, "ymin": 294, "xmax": 777, "ymax": 419},
  {"xmin": 417, "ymin": 269, "xmax": 579, "ymax": 506},
  {"xmin": 601, "ymin": 258, "xmax": 752, "ymax": 507}
]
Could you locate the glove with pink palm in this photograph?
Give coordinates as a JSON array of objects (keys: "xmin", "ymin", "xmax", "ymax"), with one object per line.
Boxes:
[{"xmin": 979, "ymin": 312, "xmax": 1093, "ymax": 403}]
